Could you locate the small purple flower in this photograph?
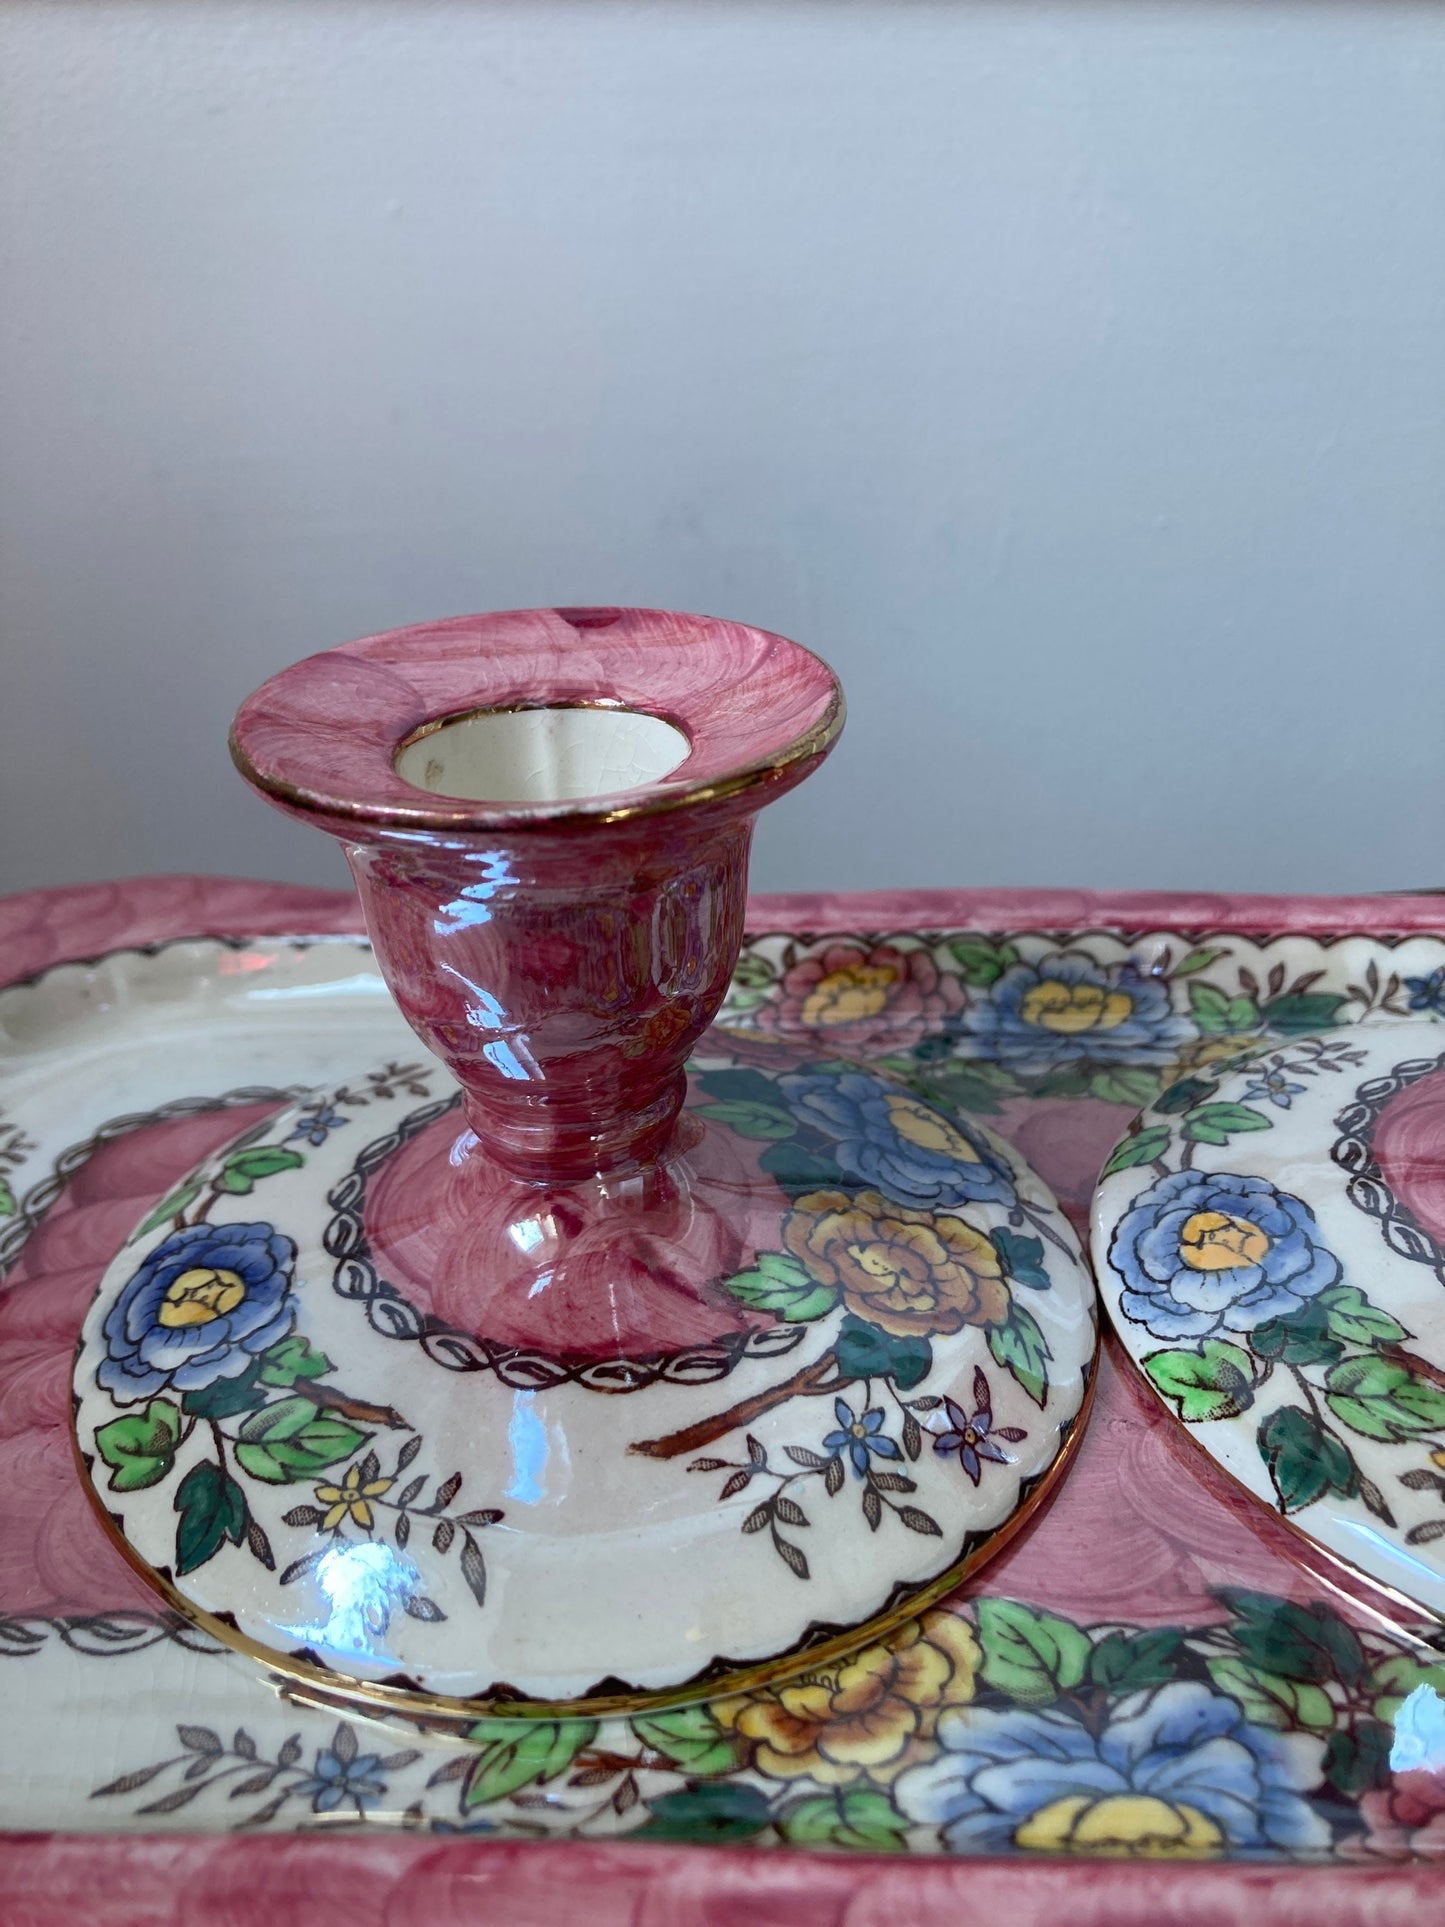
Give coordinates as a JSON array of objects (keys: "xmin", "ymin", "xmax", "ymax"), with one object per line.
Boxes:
[
  {"xmin": 934, "ymin": 1368, "xmax": 1026, "ymax": 1485},
  {"xmin": 823, "ymin": 1396, "xmax": 903, "ymax": 1478},
  {"xmin": 1405, "ymin": 969, "xmax": 1445, "ymax": 1016},
  {"xmin": 1239, "ymin": 1069, "xmax": 1305, "ymax": 1111},
  {"xmin": 294, "ymin": 1740, "xmax": 387, "ymax": 1814},
  {"xmin": 288, "ymin": 1104, "xmax": 347, "ymax": 1147}
]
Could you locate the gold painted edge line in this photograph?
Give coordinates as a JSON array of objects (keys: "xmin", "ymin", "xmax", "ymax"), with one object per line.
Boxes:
[
  {"xmin": 228, "ymin": 683, "xmax": 846, "ymax": 836},
  {"xmin": 70, "ymin": 1333, "xmax": 1098, "ymax": 1724},
  {"xmin": 1092, "ymin": 1312, "xmax": 1445, "ymax": 1639}
]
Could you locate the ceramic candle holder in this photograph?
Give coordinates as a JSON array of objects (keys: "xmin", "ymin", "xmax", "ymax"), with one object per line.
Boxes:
[
  {"xmin": 232, "ymin": 608, "xmax": 842, "ymax": 1184},
  {"xmin": 71, "ymin": 608, "xmax": 1097, "ymax": 1716}
]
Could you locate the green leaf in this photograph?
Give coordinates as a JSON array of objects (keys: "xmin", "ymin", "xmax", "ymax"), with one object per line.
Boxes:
[
  {"xmin": 722, "ymin": 1252, "xmax": 837, "ymax": 1322},
  {"xmin": 1323, "ymin": 1721, "xmax": 1394, "ymax": 1798},
  {"xmin": 94, "ymin": 1399, "xmax": 182, "ymax": 1493},
  {"xmin": 1317, "ymin": 1285, "xmax": 1407, "ymax": 1351},
  {"xmin": 1324, "ymin": 1355, "xmax": 1445, "ymax": 1442},
  {"xmin": 695, "ymin": 1067, "xmax": 790, "ymax": 1106},
  {"xmin": 1181, "ymin": 1101, "xmax": 1273, "ymax": 1146},
  {"xmin": 731, "ymin": 953, "xmax": 777, "ymax": 991},
  {"xmin": 638, "ymin": 1781, "xmax": 773, "ymax": 1843},
  {"xmin": 1258, "ymin": 1403, "xmax": 1356, "ymax": 1512},
  {"xmin": 912, "ymin": 1059, "xmax": 1021, "ymax": 1117},
  {"xmin": 215, "ymin": 1146, "xmax": 305, "ymax": 1195},
  {"xmin": 0, "ymin": 1177, "xmax": 14, "ymax": 1217},
  {"xmin": 987, "ymin": 1302, "xmax": 1051, "ymax": 1408},
  {"xmin": 976, "ymin": 1597, "xmax": 1092, "ymax": 1704},
  {"xmin": 1087, "ymin": 1629, "xmax": 1185, "ymax": 1693},
  {"xmin": 1370, "ymin": 1655, "xmax": 1445, "ymax": 1722},
  {"xmin": 174, "ymin": 1458, "xmax": 248, "ymax": 1574},
  {"xmin": 1250, "ymin": 1302, "xmax": 1343, "ymax": 1368},
  {"xmin": 758, "ymin": 1140, "xmax": 849, "ymax": 1190},
  {"xmin": 991, "ymin": 1228, "xmax": 1050, "ymax": 1292},
  {"xmin": 1088, "ymin": 1067, "xmax": 1163, "ymax": 1108},
  {"xmin": 1100, "ymin": 1126, "xmax": 1172, "ymax": 1178},
  {"xmin": 1029, "ymin": 1066, "xmax": 1094, "ymax": 1100},
  {"xmin": 1153, "ymin": 1076, "xmax": 1220, "ymax": 1117},
  {"xmin": 1188, "ymin": 983, "xmax": 1261, "ymax": 1035},
  {"xmin": 947, "ymin": 937, "xmax": 1018, "ymax": 988},
  {"xmin": 232, "ymin": 1397, "xmax": 367, "ymax": 1484},
  {"xmin": 911, "ymin": 1032, "xmax": 958, "ymax": 1065},
  {"xmin": 834, "ymin": 1314, "xmax": 933, "ymax": 1391},
  {"xmin": 777, "ymin": 1788, "xmax": 910, "ymax": 1851},
  {"xmin": 1206, "ymin": 1655, "xmax": 1336, "ymax": 1731},
  {"xmin": 1220, "ymin": 1589, "xmax": 1369, "ymax": 1688},
  {"xmin": 257, "ymin": 1335, "xmax": 334, "ymax": 1388},
  {"xmin": 1143, "ymin": 1341, "xmax": 1256, "ymax": 1423},
  {"xmin": 1173, "ymin": 947, "xmax": 1227, "ymax": 978},
  {"xmin": 133, "ymin": 1181, "xmax": 202, "ymax": 1239},
  {"xmin": 180, "ymin": 1359, "xmax": 268, "ymax": 1420},
  {"xmin": 460, "ymin": 1719, "xmax": 598, "ymax": 1809},
  {"xmin": 694, "ymin": 1100, "xmax": 797, "ymax": 1141},
  {"xmin": 1262, "ymin": 992, "xmax": 1346, "ymax": 1036},
  {"xmin": 630, "ymin": 1703, "xmax": 746, "ymax": 1775}
]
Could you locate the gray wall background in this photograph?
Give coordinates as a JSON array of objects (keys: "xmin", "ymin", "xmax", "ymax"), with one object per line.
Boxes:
[{"xmin": 2, "ymin": 1, "xmax": 1443, "ymax": 901}]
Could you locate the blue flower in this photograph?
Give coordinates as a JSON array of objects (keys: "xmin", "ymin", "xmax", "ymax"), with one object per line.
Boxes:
[
  {"xmin": 1405, "ymin": 968, "xmax": 1445, "ymax": 1016},
  {"xmin": 98, "ymin": 1221, "xmax": 296, "ymax": 1399},
  {"xmin": 1108, "ymin": 1170, "xmax": 1339, "ymax": 1341},
  {"xmin": 294, "ymin": 1741, "xmax": 387, "ymax": 1814},
  {"xmin": 934, "ymin": 1369, "xmax": 1026, "ymax": 1485},
  {"xmin": 895, "ymin": 1681, "xmax": 1328, "ymax": 1856},
  {"xmin": 1239, "ymin": 1069, "xmax": 1305, "ymax": 1111},
  {"xmin": 778, "ymin": 1069, "xmax": 1015, "ymax": 1209},
  {"xmin": 957, "ymin": 953, "xmax": 1194, "ymax": 1077},
  {"xmin": 823, "ymin": 1396, "xmax": 903, "ymax": 1478},
  {"xmin": 288, "ymin": 1104, "xmax": 347, "ymax": 1147}
]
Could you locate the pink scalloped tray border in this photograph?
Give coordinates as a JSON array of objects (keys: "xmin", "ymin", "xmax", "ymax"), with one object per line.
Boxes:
[{"xmin": 3, "ymin": 875, "xmax": 1442, "ymax": 1927}]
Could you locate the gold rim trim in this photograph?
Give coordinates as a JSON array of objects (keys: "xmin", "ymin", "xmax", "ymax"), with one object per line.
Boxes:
[
  {"xmin": 1097, "ymin": 1325, "xmax": 1445, "ymax": 1637},
  {"xmin": 229, "ymin": 644, "xmax": 845, "ymax": 836},
  {"xmin": 72, "ymin": 1338, "xmax": 1097, "ymax": 1724}
]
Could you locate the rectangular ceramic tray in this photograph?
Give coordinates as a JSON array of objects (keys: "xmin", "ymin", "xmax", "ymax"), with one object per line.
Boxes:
[{"xmin": 4, "ymin": 877, "xmax": 1445, "ymax": 1926}]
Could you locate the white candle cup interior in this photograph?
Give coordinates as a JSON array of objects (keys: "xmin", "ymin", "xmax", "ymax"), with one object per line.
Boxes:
[{"xmin": 394, "ymin": 705, "xmax": 691, "ymax": 804}]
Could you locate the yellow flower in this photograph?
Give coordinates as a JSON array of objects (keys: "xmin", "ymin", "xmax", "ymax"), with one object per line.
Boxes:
[
  {"xmin": 314, "ymin": 1462, "xmax": 394, "ymax": 1533},
  {"xmin": 1159, "ymin": 1033, "xmax": 1260, "ymax": 1089},
  {"xmin": 717, "ymin": 1610, "xmax": 979, "ymax": 1785},
  {"xmin": 1015, "ymin": 1791, "xmax": 1224, "ymax": 1859},
  {"xmin": 783, "ymin": 1189, "xmax": 1010, "ymax": 1337},
  {"xmin": 1177, "ymin": 1209, "xmax": 1271, "ymax": 1272},
  {"xmin": 800, "ymin": 962, "xmax": 901, "ymax": 1029},
  {"xmin": 1019, "ymin": 979, "xmax": 1134, "ymax": 1035},
  {"xmin": 157, "ymin": 1267, "xmax": 247, "ymax": 1328}
]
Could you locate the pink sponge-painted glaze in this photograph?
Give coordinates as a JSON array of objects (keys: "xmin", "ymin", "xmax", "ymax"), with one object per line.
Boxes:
[
  {"xmin": 364, "ymin": 1099, "xmax": 787, "ymax": 1356},
  {"xmin": 1373, "ymin": 1063, "xmax": 1445, "ymax": 1248},
  {"xmin": 231, "ymin": 609, "xmax": 844, "ymax": 1185}
]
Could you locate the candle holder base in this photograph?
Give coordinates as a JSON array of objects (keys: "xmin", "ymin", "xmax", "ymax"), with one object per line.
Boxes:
[{"xmin": 72, "ymin": 1031, "xmax": 1097, "ymax": 1716}]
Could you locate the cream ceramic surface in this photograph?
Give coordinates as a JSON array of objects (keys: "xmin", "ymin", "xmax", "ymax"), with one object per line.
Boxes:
[
  {"xmin": 69, "ymin": 1010, "xmax": 1096, "ymax": 1709},
  {"xmin": 0, "ymin": 937, "xmax": 410, "ymax": 1272},
  {"xmin": 11, "ymin": 894, "xmax": 1445, "ymax": 1876},
  {"xmin": 393, "ymin": 704, "xmax": 692, "ymax": 803},
  {"xmin": 1092, "ymin": 1019, "xmax": 1445, "ymax": 1618}
]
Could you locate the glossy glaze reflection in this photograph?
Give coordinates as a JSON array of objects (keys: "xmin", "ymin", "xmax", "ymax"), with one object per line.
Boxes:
[
  {"xmin": 1094, "ymin": 1019, "xmax": 1445, "ymax": 1618},
  {"xmin": 231, "ymin": 607, "xmax": 844, "ymax": 1188},
  {"xmin": 7, "ymin": 885, "xmax": 1445, "ymax": 1890}
]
